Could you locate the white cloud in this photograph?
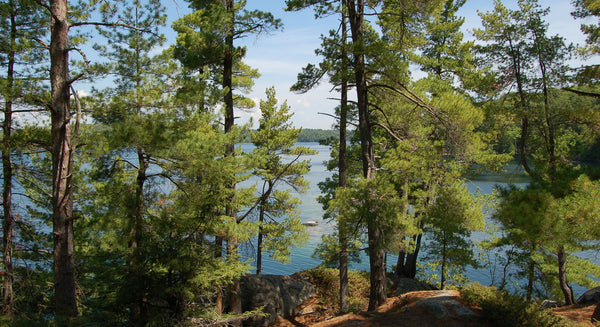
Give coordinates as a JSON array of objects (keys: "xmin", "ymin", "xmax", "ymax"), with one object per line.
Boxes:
[{"xmin": 76, "ymin": 89, "xmax": 89, "ymax": 97}]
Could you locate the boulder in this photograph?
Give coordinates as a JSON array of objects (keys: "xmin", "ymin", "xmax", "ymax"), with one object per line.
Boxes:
[
  {"xmin": 415, "ymin": 290, "xmax": 478, "ymax": 320},
  {"xmin": 540, "ymin": 300, "xmax": 559, "ymax": 309},
  {"xmin": 240, "ymin": 274, "xmax": 316, "ymax": 327},
  {"xmin": 577, "ymin": 286, "xmax": 600, "ymax": 305},
  {"xmin": 395, "ymin": 278, "xmax": 438, "ymax": 296}
]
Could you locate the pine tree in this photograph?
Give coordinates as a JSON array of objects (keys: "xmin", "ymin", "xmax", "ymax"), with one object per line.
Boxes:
[
  {"xmin": 249, "ymin": 87, "xmax": 312, "ymax": 275},
  {"xmin": 424, "ymin": 183, "xmax": 484, "ymax": 289},
  {"xmin": 48, "ymin": 0, "xmax": 79, "ymax": 319},
  {"xmin": 572, "ymin": 0, "xmax": 600, "ymax": 95},
  {"xmin": 80, "ymin": 0, "xmax": 171, "ymax": 323},
  {"xmin": 0, "ymin": 0, "xmax": 47, "ymax": 316},
  {"xmin": 165, "ymin": 113, "xmax": 258, "ymax": 324},
  {"xmin": 476, "ymin": 0, "xmax": 600, "ymax": 304},
  {"xmin": 173, "ymin": 1, "xmax": 280, "ymax": 319},
  {"xmin": 286, "ymin": 0, "xmax": 356, "ymax": 312}
]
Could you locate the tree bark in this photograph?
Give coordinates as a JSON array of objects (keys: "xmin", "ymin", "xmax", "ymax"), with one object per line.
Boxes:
[
  {"xmin": 128, "ymin": 146, "xmax": 148, "ymax": 326},
  {"xmin": 50, "ymin": 0, "xmax": 78, "ymax": 320},
  {"xmin": 440, "ymin": 233, "xmax": 447, "ymax": 290},
  {"xmin": 396, "ymin": 233, "xmax": 422, "ymax": 279},
  {"xmin": 223, "ymin": 1, "xmax": 242, "ymax": 323},
  {"xmin": 509, "ymin": 39, "xmax": 534, "ymax": 177},
  {"xmin": 526, "ymin": 256, "xmax": 534, "ymax": 302},
  {"xmin": 128, "ymin": 20, "xmax": 150, "ymax": 323},
  {"xmin": 346, "ymin": 0, "xmax": 386, "ymax": 311},
  {"xmin": 2, "ymin": 0, "xmax": 16, "ymax": 315},
  {"xmin": 558, "ymin": 245, "xmax": 575, "ymax": 305},
  {"xmin": 256, "ymin": 202, "xmax": 265, "ymax": 275},
  {"xmin": 338, "ymin": 3, "xmax": 349, "ymax": 314}
]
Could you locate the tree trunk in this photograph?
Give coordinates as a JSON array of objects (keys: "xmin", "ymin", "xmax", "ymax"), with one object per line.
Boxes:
[
  {"xmin": 2, "ymin": 0, "xmax": 16, "ymax": 315},
  {"xmin": 558, "ymin": 245, "xmax": 575, "ymax": 305},
  {"xmin": 256, "ymin": 204, "xmax": 264, "ymax": 275},
  {"xmin": 395, "ymin": 233, "xmax": 422, "ymax": 279},
  {"xmin": 367, "ymin": 224, "xmax": 386, "ymax": 311},
  {"xmin": 214, "ymin": 236, "xmax": 223, "ymax": 314},
  {"xmin": 347, "ymin": 0, "xmax": 386, "ymax": 311},
  {"xmin": 338, "ymin": 4, "xmax": 349, "ymax": 314},
  {"xmin": 50, "ymin": 0, "xmax": 78, "ymax": 321},
  {"xmin": 533, "ymin": 29, "xmax": 556, "ymax": 172},
  {"xmin": 510, "ymin": 40, "xmax": 533, "ymax": 177},
  {"xmin": 526, "ymin": 256, "xmax": 534, "ymax": 302},
  {"xmin": 441, "ymin": 234, "xmax": 447, "ymax": 290},
  {"xmin": 224, "ymin": 1, "xmax": 242, "ymax": 323},
  {"xmin": 128, "ymin": 25, "xmax": 150, "ymax": 323},
  {"xmin": 227, "ymin": 240, "xmax": 242, "ymax": 326},
  {"xmin": 128, "ymin": 147, "xmax": 147, "ymax": 326},
  {"xmin": 519, "ymin": 116, "xmax": 533, "ymax": 175},
  {"xmin": 395, "ymin": 183, "xmax": 420, "ymax": 280}
]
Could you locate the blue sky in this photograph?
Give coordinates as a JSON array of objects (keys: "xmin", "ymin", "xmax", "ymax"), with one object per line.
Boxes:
[{"xmin": 162, "ymin": 0, "xmax": 590, "ymax": 130}]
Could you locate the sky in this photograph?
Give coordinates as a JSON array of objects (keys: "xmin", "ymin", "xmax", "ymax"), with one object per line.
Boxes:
[{"xmin": 161, "ymin": 0, "xmax": 592, "ymax": 130}]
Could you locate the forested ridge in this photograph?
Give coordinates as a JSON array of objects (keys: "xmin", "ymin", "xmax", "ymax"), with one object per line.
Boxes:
[
  {"xmin": 1, "ymin": 0, "xmax": 600, "ymax": 325},
  {"xmin": 240, "ymin": 129, "xmax": 341, "ymax": 143}
]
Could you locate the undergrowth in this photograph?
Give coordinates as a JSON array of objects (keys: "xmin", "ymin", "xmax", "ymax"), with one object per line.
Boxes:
[
  {"xmin": 461, "ymin": 283, "xmax": 579, "ymax": 327},
  {"xmin": 300, "ymin": 266, "xmax": 370, "ymax": 314}
]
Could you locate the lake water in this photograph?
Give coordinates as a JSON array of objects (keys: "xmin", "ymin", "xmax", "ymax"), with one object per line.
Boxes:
[
  {"xmin": 240, "ymin": 142, "xmax": 599, "ymax": 297},
  {"xmin": 240, "ymin": 143, "xmax": 513, "ymax": 275}
]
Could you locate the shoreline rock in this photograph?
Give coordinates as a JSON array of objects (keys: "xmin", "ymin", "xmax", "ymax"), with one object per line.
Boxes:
[{"xmin": 240, "ymin": 274, "xmax": 316, "ymax": 326}]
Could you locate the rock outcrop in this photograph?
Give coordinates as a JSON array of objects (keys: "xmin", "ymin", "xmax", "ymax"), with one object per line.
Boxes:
[
  {"xmin": 240, "ymin": 274, "xmax": 316, "ymax": 327},
  {"xmin": 395, "ymin": 277, "xmax": 438, "ymax": 296},
  {"xmin": 414, "ymin": 290, "xmax": 479, "ymax": 320},
  {"xmin": 578, "ymin": 286, "xmax": 600, "ymax": 305}
]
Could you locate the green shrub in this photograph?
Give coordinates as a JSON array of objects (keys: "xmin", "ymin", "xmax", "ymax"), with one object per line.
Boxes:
[
  {"xmin": 461, "ymin": 283, "xmax": 577, "ymax": 327},
  {"xmin": 301, "ymin": 266, "xmax": 369, "ymax": 313}
]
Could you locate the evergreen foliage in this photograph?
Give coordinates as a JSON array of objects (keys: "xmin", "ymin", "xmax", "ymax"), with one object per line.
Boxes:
[
  {"xmin": 249, "ymin": 87, "xmax": 312, "ymax": 273},
  {"xmin": 2, "ymin": 0, "xmax": 600, "ymax": 325}
]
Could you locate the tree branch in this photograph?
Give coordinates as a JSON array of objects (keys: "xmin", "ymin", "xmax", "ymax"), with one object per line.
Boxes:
[
  {"xmin": 69, "ymin": 21, "xmax": 158, "ymax": 37},
  {"xmin": 563, "ymin": 87, "xmax": 600, "ymax": 99},
  {"xmin": 317, "ymin": 111, "xmax": 359, "ymax": 128},
  {"xmin": 68, "ymin": 47, "xmax": 91, "ymax": 70}
]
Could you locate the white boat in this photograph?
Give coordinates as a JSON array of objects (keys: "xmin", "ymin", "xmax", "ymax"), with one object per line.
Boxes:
[{"xmin": 302, "ymin": 220, "xmax": 319, "ymax": 226}]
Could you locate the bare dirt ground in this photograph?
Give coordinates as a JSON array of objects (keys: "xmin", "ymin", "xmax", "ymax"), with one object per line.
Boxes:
[{"xmin": 552, "ymin": 304, "xmax": 597, "ymax": 327}]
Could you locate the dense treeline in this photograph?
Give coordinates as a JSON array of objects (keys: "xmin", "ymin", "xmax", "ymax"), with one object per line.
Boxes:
[
  {"xmin": 297, "ymin": 129, "xmax": 342, "ymax": 143},
  {"xmin": 240, "ymin": 129, "xmax": 340, "ymax": 143},
  {"xmin": 1, "ymin": 0, "xmax": 600, "ymax": 325}
]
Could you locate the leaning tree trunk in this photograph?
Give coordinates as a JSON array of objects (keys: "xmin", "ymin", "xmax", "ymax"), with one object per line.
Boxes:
[
  {"xmin": 256, "ymin": 199, "xmax": 265, "ymax": 275},
  {"xmin": 395, "ymin": 184, "xmax": 421, "ymax": 280},
  {"xmin": 346, "ymin": 0, "xmax": 386, "ymax": 311},
  {"xmin": 338, "ymin": 4, "xmax": 350, "ymax": 314},
  {"xmin": 50, "ymin": 0, "xmax": 78, "ymax": 321},
  {"xmin": 557, "ymin": 245, "xmax": 575, "ymax": 305},
  {"xmin": 396, "ymin": 233, "xmax": 422, "ymax": 279}
]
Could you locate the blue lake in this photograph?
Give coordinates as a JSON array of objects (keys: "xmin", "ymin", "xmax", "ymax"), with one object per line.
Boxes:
[{"xmin": 239, "ymin": 142, "xmax": 600, "ymax": 297}]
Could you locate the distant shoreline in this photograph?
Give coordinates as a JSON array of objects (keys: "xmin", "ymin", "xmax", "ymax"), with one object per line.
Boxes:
[{"xmin": 241, "ymin": 129, "xmax": 348, "ymax": 143}]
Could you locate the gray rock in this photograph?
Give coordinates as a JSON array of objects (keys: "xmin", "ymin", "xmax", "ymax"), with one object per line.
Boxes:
[
  {"xmin": 240, "ymin": 274, "xmax": 316, "ymax": 327},
  {"xmin": 578, "ymin": 286, "xmax": 600, "ymax": 305},
  {"xmin": 395, "ymin": 278, "xmax": 438, "ymax": 296},
  {"xmin": 416, "ymin": 291, "xmax": 477, "ymax": 319},
  {"xmin": 540, "ymin": 300, "xmax": 559, "ymax": 308}
]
